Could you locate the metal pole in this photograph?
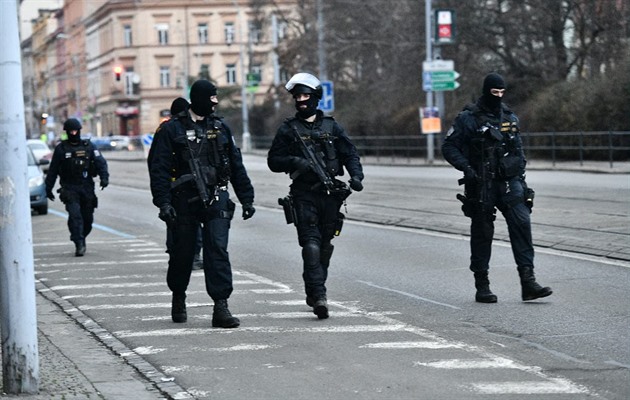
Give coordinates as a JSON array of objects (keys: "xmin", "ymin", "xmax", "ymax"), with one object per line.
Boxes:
[
  {"xmin": 0, "ymin": 0, "xmax": 40, "ymax": 393},
  {"xmin": 271, "ymin": 14, "xmax": 280, "ymax": 110},
  {"xmin": 425, "ymin": 0, "xmax": 434, "ymax": 163},
  {"xmin": 317, "ymin": 0, "xmax": 327, "ymax": 80},
  {"xmin": 233, "ymin": 0, "xmax": 250, "ymax": 151}
]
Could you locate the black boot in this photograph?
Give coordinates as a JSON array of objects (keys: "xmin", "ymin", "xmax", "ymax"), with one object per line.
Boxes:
[
  {"xmin": 171, "ymin": 293, "xmax": 187, "ymax": 323},
  {"xmin": 474, "ymin": 272, "xmax": 498, "ymax": 303},
  {"xmin": 313, "ymin": 297, "xmax": 329, "ymax": 319},
  {"xmin": 75, "ymin": 240, "xmax": 86, "ymax": 257},
  {"xmin": 518, "ymin": 266, "xmax": 553, "ymax": 301},
  {"xmin": 212, "ymin": 299, "xmax": 240, "ymax": 328}
]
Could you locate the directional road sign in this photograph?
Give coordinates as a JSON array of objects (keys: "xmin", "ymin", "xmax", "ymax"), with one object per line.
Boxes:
[
  {"xmin": 422, "ymin": 60, "xmax": 460, "ymax": 91},
  {"xmin": 319, "ymin": 80, "xmax": 334, "ymax": 113}
]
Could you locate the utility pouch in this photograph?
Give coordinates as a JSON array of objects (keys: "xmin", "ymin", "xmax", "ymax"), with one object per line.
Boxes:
[
  {"xmin": 498, "ymin": 154, "xmax": 520, "ymax": 178},
  {"xmin": 278, "ymin": 195, "xmax": 297, "ymax": 225},
  {"xmin": 334, "ymin": 212, "xmax": 345, "ymax": 236},
  {"xmin": 201, "ymin": 165, "xmax": 218, "ymax": 186}
]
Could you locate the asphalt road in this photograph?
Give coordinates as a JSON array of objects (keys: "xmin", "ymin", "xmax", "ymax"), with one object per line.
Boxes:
[{"xmin": 31, "ymin": 153, "xmax": 629, "ymax": 399}]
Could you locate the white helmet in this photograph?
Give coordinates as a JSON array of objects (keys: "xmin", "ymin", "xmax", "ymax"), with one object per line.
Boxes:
[{"xmin": 285, "ymin": 73, "xmax": 323, "ymax": 99}]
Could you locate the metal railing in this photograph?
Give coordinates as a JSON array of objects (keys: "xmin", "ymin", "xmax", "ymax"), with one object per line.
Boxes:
[{"xmin": 250, "ymin": 131, "xmax": 630, "ymax": 168}]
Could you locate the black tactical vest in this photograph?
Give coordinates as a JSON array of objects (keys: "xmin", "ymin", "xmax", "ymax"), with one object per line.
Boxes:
[
  {"xmin": 60, "ymin": 140, "xmax": 94, "ymax": 183},
  {"xmin": 289, "ymin": 117, "xmax": 341, "ymax": 177}
]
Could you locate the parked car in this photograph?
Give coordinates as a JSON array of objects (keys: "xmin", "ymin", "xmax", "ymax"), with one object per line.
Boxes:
[
  {"xmin": 109, "ymin": 135, "xmax": 142, "ymax": 151},
  {"xmin": 90, "ymin": 137, "xmax": 116, "ymax": 151},
  {"xmin": 26, "ymin": 139, "xmax": 53, "ymax": 173},
  {"xmin": 27, "ymin": 147, "xmax": 48, "ymax": 215}
]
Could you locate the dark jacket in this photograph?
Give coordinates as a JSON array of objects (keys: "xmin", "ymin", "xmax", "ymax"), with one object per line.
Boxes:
[
  {"xmin": 148, "ymin": 113, "xmax": 254, "ymax": 208},
  {"xmin": 267, "ymin": 111, "xmax": 363, "ymax": 187},
  {"xmin": 442, "ymin": 100, "xmax": 526, "ymax": 180},
  {"xmin": 46, "ymin": 139, "xmax": 108, "ymax": 189}
]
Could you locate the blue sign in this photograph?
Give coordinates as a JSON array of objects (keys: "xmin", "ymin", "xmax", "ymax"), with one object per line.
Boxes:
[
  {"xmin": 142, "ymin": 133, "xmax": 153, "ymax": 146},
  {"xmin": 319, "ymin": 81, "xmax": 334, "ymax": 113}
]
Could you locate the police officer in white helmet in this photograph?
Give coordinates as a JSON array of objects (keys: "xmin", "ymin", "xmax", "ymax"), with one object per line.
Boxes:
[{"xmin": 268, "ymin": 72, "xmax": 364, "ymax": 319}]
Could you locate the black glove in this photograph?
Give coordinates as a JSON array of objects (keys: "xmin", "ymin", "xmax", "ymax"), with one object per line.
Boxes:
[
  {"xmin": 349, "ymin": 176, "xmax": 363, "ymax": 192},
  {"xmin": 158, "ymin": 204, "xmax": 177, "ymax": 226},
  {"xmin": 292, "ymin": 157, "xmax": 311, "ymax": 173},
  {"xmin": 464, "ymin": 166, "xmax": 478, "ymax": 183},
  {"xmin": 100, "ymin": 178, "xmax": 109, "ymax": 190},
  {"xmin": 46, "ymin": 187, "xmax": 55, "ymax": 201},
  {"xmin": 242, "ymin": 203, "xmax": 256, "ymax": 220},
  {"xmin": 525, "ymin": 187, "xmax": 535, "ymax": 213}
]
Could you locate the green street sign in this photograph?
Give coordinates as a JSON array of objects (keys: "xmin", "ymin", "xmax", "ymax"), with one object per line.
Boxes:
[
  {"xmin": 430, "ymin": 71, "xmax": 460, "ymax": 82},
  {"xmin": 431, "ymin": 80, "xmax": 460, "ymax": 91}
]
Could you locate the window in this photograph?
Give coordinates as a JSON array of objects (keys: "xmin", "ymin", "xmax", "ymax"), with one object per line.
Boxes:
[
  {"xmin": 277, "ymin": 21, "xmax": 287, "ymax": 41},
  {"xmin": 226, "ymin": 63, "xmax": 236, "ymax": 84},
  {"xmin": 156, "ymin": 24, "xmax": 169, "ymax": 45},
  {"xmin": 124, "ymin": 67, "xmax": 135, "ymax": 95},
  {"xmin": 199, "ymin": 64, "xmax": 210, "ymax": 80},
  {"xmin": 123, "ymin": 25, "xmax": 132, "ymax": 47},
  {"xmin": 198, "ymin": 23, "xmax": 208, "ymax": 44},
  {"xmin": 248, "ymin": 22, "xmax": 261, "ymax": 44},
  {"xmin": 224, "ymin": 22, "xmax": 235, "ymax": 44},
  {"xmin": 250, "ymin": 64, "xmax": 262, "ymax": 83},
  {"xmin": 160, "ymin": 66, "xmax": 170, "ymax": 87}
]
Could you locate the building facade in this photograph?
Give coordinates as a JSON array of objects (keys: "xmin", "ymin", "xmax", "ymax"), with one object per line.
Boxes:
[{"xmin": 22, "ymin": 0, "xmax": 296, "ymax": 139}]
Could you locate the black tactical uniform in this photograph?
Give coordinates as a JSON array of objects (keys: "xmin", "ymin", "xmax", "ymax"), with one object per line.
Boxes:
[
  {"xmin": 442, "ymin": 73, "xmax": 552, "ymax": 303},
  {"xmin": 45, "ymin": 118, "xmax": 109, "ymax": 256},
  {"xmin": 148, "ymin": 80, "xmax": 255, "ymax": 327},
  {"xmin": 268, "ymin": 72, "xmax": 364, "ymax": 319}
]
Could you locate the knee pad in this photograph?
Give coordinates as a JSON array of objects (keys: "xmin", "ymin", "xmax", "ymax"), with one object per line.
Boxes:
[{"xmin": 302, "ymin": 241, "xmax": 320, "ymax": 265}]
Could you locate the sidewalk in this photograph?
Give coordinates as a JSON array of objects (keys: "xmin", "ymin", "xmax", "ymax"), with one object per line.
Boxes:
[{"xmin": 0, "ymin": 283, "xmax": 187, "ymax": 399}]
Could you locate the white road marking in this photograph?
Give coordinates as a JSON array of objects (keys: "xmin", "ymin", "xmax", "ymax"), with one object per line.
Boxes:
[
  {"xmin": 472, "ymin": 379, "xmax": 588, "ymax": 394},
  {"xmin": 361, "ymin": 341, "xmax": 463, "ymax": 349},
  {"xmin": 358, "ymin": 280, "xmax": 461, "ymax": 310},
  {"xmin": 115, "ymin": 324, "xmax": 409, "ymax": 337}
]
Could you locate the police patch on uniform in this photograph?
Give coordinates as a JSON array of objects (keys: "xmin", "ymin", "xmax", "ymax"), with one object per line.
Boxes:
[
  {"xmin": 65, "ymin": 152, "xmax": 72, "ymax": 158},
  {"xmin": 446, "ymin": 126, "xmax": 455, "ymax": 137},
  {"xmin": 186, "ymin": 130, "xmax": 195, "ymax": 141},
  {"xmin": 94, "ymin": 149, "xmax": 101, "ymax": 156}
]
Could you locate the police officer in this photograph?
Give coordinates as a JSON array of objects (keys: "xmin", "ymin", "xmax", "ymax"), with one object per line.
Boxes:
[
  {"xmin": 148, "ymin": 80, "xmax": 255, "ymax": 328},
  {"xmin": 442, "ymin": 72, "xmax": 552, "ymax": 303},
  {"xmin": 45, "ymin": 118, "xmax": 109, "ymax": 256},
  {"xmin": 267, "ymin": 72, "xmax": 364, "ymax": 319}
]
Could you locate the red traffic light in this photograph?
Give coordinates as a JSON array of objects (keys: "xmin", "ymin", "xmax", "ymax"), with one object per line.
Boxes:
[{"xmin": 114, "ymin": 65, "xmax": 123, "ymax": 81}]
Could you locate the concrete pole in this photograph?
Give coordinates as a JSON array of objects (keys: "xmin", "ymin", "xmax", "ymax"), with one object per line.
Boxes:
[
  {"xmin": 425, "ymin": 0, "xmax": 434, "ymax": 163},
  {"xmin": 0, "ymin": 0, "xmax": 40, "ymax": 394}
]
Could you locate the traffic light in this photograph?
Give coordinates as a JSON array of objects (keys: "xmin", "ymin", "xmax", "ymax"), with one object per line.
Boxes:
[{"xmin": 114, "ymin": 65, "xmax": 123, "ymax": 81}]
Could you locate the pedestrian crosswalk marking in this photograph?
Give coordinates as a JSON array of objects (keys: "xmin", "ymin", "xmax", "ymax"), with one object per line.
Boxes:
[{"xmin": 33, "ymin": 235, "xmax": 595, "ymax": 398}]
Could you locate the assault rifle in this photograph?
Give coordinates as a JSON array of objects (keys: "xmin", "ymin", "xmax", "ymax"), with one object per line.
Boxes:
[
  {"xmin": 185, "ymin": 135, "xmax": 217, "ymax": 208},
  {"xmin": 457, "ymin": 133, "xmax": 495, "ymax": 221},
  {"xmin": 290, "ymin": 126, "xmax": 335, "ymax": 192}
]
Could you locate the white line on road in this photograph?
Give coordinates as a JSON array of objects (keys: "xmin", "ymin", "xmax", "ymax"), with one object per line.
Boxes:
[
  {"xmin": 361, "ymin": 341, "xmax": 463, "ymax": 349},
  {"xmin": 115, "ymin": 324, "xmax": 410, "ymax": 337},
  {"xmin": 358, "ymin": 280, "xmax": 461, "ymax": 310}
]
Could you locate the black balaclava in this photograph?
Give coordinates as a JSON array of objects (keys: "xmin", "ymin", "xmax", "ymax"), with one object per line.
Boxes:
[
  {"xmin": 63, "ymin": 118, "xmax": 82, "ymax": 144},
  {"xmin": 189, "ymin": 80, "xmax": 218, "ymax": 117},
  {"xmin": 292, "ymin": 84, "xmax": 319, "ymax": 119},
  {"xmin": 170, "ymin": 97, "xmax": 189, "ymax": 116},
  {"xmin": 480, "ymin": 72, "xmax": 505, "ymax": 112}
]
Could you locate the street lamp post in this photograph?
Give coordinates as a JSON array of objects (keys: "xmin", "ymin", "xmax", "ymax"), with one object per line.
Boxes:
[{"xmin": 232, "ymin": 0, "xmax": 251, "ymax": 152}]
